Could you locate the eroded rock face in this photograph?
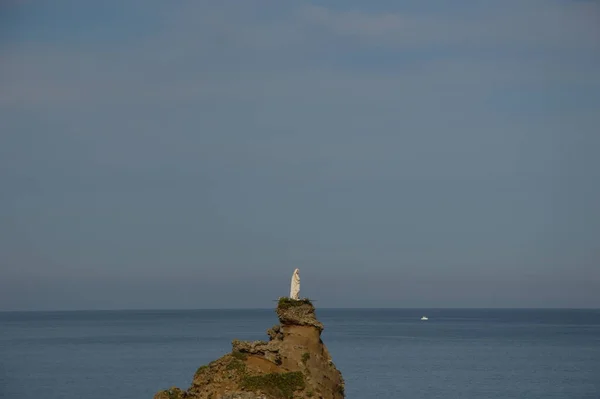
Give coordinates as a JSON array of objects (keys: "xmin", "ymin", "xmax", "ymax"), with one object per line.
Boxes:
[{"xmin": 154, "ymin": 299, "xmax": 345, "ymax": 399}]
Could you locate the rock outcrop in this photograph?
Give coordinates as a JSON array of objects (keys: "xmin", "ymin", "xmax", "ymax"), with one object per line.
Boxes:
[{"xmin": 154, "ymin": 298, "xmax": 345, "ymax": 399}]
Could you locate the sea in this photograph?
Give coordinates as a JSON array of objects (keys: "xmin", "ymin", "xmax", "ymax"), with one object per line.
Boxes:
[{"xmin": 1, "ymin": 309, "xmax": 599, "ymax": 399}]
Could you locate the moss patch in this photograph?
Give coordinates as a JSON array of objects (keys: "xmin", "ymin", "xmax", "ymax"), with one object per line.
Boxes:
[
  {"xmin": 277, "ymin": 297, "xmax": 312, "ymax": 310},
  {"xmin": 226, "ymin": 358, "xmax": 247, "ymax": 373},
  {"xmin": 231, "ymin": 350, "xmax": 248, "ymax": 360},
  {"xmin": 241, "ymin": 371, "xmax": 305, "ymax": 399}
]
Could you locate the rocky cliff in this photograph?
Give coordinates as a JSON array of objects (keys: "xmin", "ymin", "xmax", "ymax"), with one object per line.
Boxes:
[{"xmin": 154, "ymin": 298, "xmax": 345, "ymax": 399}]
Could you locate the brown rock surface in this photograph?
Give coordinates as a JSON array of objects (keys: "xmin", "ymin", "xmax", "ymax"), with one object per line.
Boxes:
[{"xmin": 154, "ymin": 298, "xmax": 345, "ymax": 399}]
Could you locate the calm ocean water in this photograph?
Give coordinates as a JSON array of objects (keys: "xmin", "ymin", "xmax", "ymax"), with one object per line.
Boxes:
[{"xmin": 1, "ymin": 309, "xmax": 599, "ymax": 398}]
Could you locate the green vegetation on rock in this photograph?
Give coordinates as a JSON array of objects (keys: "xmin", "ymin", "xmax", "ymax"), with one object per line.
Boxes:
[
  {"xmin": 231, "ymin": 350, "xmax": 248, "ymax": 360},
  {"xmin": 226, "ymin": 358, "xmax": 247, "ymax": 373},
  {"xmin": 241, "ymin": 371, "xmax": 305, "ymax": 399},
  {"xmin": 277, "ymin": 297, "xmax": 312, "ymax": 310}
]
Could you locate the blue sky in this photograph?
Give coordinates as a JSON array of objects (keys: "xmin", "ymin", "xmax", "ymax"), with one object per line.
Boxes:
[{"xmin": 1, "ymin": 0, "xmax": 599, "ymax": 310}]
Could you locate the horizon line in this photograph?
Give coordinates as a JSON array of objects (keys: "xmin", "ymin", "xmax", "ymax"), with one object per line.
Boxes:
[{"xmin": 1, "ymin": 306, "xmax": 599, "ymax": 313}]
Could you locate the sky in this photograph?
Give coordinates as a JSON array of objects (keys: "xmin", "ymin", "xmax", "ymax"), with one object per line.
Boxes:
[{"xmin": 1, "ymin": 0, "xmax": 599, "ymax": 310}]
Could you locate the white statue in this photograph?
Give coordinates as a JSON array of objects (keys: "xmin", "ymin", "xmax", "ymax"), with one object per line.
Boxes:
[{"xmin": 290, "ymin": 268, "xmax": 300, "ymax": 300}]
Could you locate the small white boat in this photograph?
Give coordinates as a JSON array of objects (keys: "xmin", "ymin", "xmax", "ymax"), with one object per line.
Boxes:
[{"xmin": 420, "ymin": 316, "xmax": 428, "ymax": 321}]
